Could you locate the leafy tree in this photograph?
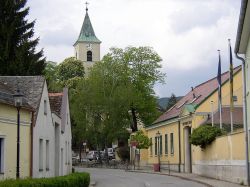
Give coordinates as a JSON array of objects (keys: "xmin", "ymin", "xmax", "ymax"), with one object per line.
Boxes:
[
  {"xmin": 190, "ymin": 125, "xmax": 224, "ymax": 149},
  {"xmin": 56, "ymin": 57, "xmax": 85, "ymax": 84},
  {"xmin": 71, "ymin": 46, "xmax": 164, "ymax": 150},
  {"xmin": 166, "ymin": 93, "xmax": 177, "ymax": 110},
  {"xmin": 0, "ymin": 0, "xmax": 45, "ymax": 75},
  {"xmin": 130, "ymin": 130, "xmax": 152, "ymax": 149}
]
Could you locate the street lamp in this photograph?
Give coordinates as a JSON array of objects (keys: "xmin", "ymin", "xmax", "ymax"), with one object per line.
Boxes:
[
  {"xmin": 13, "ymin": 89, "xmax": 24, "ymax": 179},
  {"xmin": 156, "ymin": 131, "xmax": 161, "ymax": 172}
]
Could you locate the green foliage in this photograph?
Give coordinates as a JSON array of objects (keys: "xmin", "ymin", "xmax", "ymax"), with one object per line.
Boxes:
[
  {"xmin": 166, "ymin": 93, "xmax": 177, "ymax": 110},
  {"xmin": 130, "ymin": 130, "xmax": 152, "ymax": 149},
  {"xmin": 43, "ymin": 57, "xmax": 85, "ymax": 92},
  {"xmin": 71, "ymin": 46, "xmax": 165, "ymax": 148},
  {"xmin": 0, "ymin": 172, "xmax": 90, "ymax": 187},
  {"xmin": 117, "ymin": 146, "xmax": 130, "ymax": 161},
  {"xmin": 190, "ymin": 125, "xmax": 224, "ymax": 149},
  {"xmin": 56, "ymin": 57, "xmax": 85, "ymax": 83},
  {"xmin": 0, "ymin": 0, "xmax": 45, "ymax": 75}
]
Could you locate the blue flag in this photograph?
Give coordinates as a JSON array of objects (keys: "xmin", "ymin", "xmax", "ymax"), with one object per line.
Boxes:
[{"xmin": 217, "ymin": 51, "xmax": 222, "ymax": 109}]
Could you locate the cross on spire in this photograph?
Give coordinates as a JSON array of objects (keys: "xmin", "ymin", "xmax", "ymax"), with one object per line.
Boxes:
[{"xmin": 85, "ymin": 1, "xmax": 89, "ymax": 12}]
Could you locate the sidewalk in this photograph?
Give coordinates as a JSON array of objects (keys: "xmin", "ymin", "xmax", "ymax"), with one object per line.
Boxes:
[{"xmin": 127, "ymin": 169, "xmax": 246, "ymax": 187}]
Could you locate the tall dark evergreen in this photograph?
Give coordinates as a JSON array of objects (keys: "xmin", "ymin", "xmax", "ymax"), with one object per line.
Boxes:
[
  {"xmin": 0, "ymin": 0, "xmax": 45, "ymax": 75},
  {"xmin": 166, "ymin": 93, "xmax": 177, "ymax": 110}
]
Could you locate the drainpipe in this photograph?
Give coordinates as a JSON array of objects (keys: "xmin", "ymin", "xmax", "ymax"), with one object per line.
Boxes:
[
  {"xmin": 30, "ymin": 111, "xmax": 34, "ymax": 177},
  {"xmin": 178, "ymin": 121, "xmax": 181, "ymax": 172},
  {"xmin": 235, "ymin": 53, "xmax": 249, "ymax": 185}
]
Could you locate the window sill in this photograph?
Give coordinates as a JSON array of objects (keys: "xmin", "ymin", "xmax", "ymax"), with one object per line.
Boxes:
[{"xmin": 171, "ymin": 153, "xmax": 174, "ymax": 156}]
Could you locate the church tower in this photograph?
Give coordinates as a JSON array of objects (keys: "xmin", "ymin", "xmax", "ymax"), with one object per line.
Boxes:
[{"xmin": 74, "ymin": 4, "xmax": 101, "ymax": 76}]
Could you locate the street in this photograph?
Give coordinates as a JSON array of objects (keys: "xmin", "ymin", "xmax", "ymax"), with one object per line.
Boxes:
[{"xmin": 76, "ymin": 168, "xmax": 206, "ymax": 187}]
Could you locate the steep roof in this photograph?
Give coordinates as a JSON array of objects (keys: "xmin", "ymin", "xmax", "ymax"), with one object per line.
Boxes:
[
  {"xmin": 205, "ymin": 106, "xmax": 243, "ymax": 126},
  {"xmin": 152, "ymin": 66, "xmax": 242, "ymax": 125},
  {"xmin": 48, "ymin": 93, "xmax": 63, "ymax": 117},
  {"xmin": 0, "ymin": 76, "xmax": 45, "ymax": 116},
  {"xmin": 74, "ymin": 10, "xmax": 101, "ymax": 45}
]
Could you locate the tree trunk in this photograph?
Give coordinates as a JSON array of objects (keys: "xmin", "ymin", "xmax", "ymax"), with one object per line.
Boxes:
[{"xmin": 131, "ymin": 107, "xmax": 138, "ymax": 132}]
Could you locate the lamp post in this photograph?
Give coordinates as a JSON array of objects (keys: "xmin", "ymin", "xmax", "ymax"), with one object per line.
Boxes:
[
  {"xmin": 156, "ymin": 131, "xmax": 161, "ymax": 172},
  {"xmin": 13, "ymin": 89, "xmax": 24, "ymax": 179}
]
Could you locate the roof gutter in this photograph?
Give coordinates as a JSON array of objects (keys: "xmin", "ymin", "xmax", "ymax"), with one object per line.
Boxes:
[{"xmin": 235, "ymin": 0, "xmax": 248, "ymax": 53}]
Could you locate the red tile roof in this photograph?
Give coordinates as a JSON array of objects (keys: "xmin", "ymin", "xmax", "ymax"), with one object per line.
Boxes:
[
  {"xmin": 153, "ymin": 65, "xmax": 241, "ymax": 125},
  {"xmin": 49, "ymin": 92, "xmax": 63, "ymax": 117}
]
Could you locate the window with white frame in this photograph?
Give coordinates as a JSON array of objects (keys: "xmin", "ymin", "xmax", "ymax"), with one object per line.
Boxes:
[
  {"xmin": 0, "ymin": 138, "xmax": 4, "ymax": 173},
  {"xmin": 170, "ymin": 133, "xmax": 174, "ymax": 154},
  {"xmin": 39, "ymin": 139, "xmax": 43, "ymax": 171},
  {"xmin": 159, "ymin": 135, "xmax": 162, "ymax": 155},
  {"xmin": 165, "ymin": 134, "xmax": 168, "ymax": 155},
  {"xmin": 46, "ymin": 140, "xmax": 49, "ymax": 170},
  {"xmin": 154, "ymin": 137, "xmax": 157, "ymax": 156}
]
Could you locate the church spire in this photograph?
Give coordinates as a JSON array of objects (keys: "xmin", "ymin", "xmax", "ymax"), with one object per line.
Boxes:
[{"xmin": 74, "ymin": 2, "xmax": 101, "ymax": 45}]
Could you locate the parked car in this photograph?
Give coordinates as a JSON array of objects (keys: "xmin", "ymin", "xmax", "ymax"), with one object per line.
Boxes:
[
  {"xmin": 103, "ymin": 148, "xmax": 115, "ymax": 160},
  {"xmin": 86, "ymin": 151, "xmax": 98, "ymax": 161}
]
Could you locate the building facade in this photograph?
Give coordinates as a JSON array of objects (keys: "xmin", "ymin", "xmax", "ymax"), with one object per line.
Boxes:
[
  {"xmin": 144, "ymin": 66, "xmax": 245, "ymax": 183},
  {"xmin": 0, "ymin": 76, "xmax": 72, "ymax": 179},
  {"xmin": 0, "ymin": 82, "xmax": 33, "ymax": 179}
]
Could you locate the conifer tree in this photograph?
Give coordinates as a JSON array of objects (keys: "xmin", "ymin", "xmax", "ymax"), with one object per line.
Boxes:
[
  {"xmin": 166, "ymin": 93, "xmax": 177, "ymax": 110},
  {"xmin": 0, "ymin": 0, "xmax": 45, "ymax": 75}
]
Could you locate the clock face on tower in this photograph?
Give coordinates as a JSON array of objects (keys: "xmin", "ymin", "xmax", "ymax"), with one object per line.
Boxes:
[{"xmin": 86, "ymin": 43, "xmax": 92, "ymax": 50}]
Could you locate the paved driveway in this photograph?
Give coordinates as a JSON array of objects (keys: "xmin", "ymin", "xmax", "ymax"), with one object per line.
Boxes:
[{"xmin": 76, "ymin": 167, "xmax": 206, "ymax": 187}]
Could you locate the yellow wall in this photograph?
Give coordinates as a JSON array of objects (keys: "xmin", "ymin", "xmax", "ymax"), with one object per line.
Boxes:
[
  {"xmin": 0, "ymin": 103, "xmax": 32, "ymax": 179},
  {"xmin": 196, "ymin": 69, "xmax": 243, "ymax": 114},
  {"xmin": 144, "ymin": 68, "xmax": 243, "ymax": 168},
  {"xmin": 146, "ymin": 120, "xmax": 181, "ymax": 165},
  {"xmin": 192, "ymin": 68, "xmax": 244, "ymax": 162},
  {"xmin": 193, "ymin": 131, "xmax": 245, "ymax": 162}
]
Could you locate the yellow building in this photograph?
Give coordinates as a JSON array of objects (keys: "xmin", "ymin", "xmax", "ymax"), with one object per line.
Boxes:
[
  {"xmin": 145, "ymin": 66, "xmax": 245, "ymax": 183},
  {"xmin": 0, "ymin": 83, "xmax": 33, "ymax": 179}
]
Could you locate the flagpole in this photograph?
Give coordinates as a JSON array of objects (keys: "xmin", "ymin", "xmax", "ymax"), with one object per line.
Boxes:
[
  {"xmin": 228, "ymin": 39, "xmax": 234, "ymax": 133},
  {"xmin": 218, "ymin": 50, "xmax": 222, "ymax": 129}
]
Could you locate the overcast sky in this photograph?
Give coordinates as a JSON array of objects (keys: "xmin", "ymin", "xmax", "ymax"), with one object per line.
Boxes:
[{"xmin": 27, "ymin": 0, "xmax": 241, "ymax": 98}]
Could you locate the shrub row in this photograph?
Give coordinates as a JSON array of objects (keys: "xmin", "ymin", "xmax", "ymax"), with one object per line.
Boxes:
[{"xmin": 0, "ymin": 172, "xmax": 90, "ymax": 187}]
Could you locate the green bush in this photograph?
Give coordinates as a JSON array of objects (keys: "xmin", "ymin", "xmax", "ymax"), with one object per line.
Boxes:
[
  {"xmin": 0, "ymin": 172, "xmax": 90, "ymax": 187},
  {"xmin": 190, "ymin": 125, "xmax": 224, "ymax": 149}
]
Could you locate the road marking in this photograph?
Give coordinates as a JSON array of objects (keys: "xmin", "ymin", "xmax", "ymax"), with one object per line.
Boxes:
[{"xmin": 144, "ymin": 182, "xmax": 150, "ymax": 187}]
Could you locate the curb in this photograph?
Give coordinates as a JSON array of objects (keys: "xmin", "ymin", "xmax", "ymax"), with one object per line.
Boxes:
[
  {"xmin": 89, "ymin": 181, "xmax": 96, "ymax": 187},
  {"xmin": 126, "ymin": 170, "xmax": 213, "ymax": 187}
]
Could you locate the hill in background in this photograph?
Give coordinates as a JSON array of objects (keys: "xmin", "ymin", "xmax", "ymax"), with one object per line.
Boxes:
[{"xmin": 157, "ymin": 96, "xmax": 183, "ymax": 111}]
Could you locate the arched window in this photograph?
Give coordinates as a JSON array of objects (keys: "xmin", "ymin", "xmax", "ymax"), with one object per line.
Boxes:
[{"xmin": 87, "ymin": 51, "xmax": 92, "ymax": 61}]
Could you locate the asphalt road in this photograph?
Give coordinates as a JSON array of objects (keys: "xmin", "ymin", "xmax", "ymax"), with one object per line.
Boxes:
[{"xmin": 76, "ymin": 168, "xmax": 206, "ymax": 187}]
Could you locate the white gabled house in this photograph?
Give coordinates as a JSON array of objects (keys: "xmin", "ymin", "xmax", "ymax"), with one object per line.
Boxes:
[
  {"xmin": 0, "ymin": 76, "xmax": 72, "ymax": 178},
  {"xmin": 49, "ymin": 88, "xmax": 72, "ymax": 176}
]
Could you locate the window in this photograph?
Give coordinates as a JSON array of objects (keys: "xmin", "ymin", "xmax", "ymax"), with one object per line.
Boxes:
[
  {"xmin": 165, "ymin": 134, "xmax": 168, "ymax": 155},
  {"xmin": 170, "ymin": 133, "xmax": 174, "ymax": 154},
  {"xmin": 150, "ymin": 138, "xmax": 153, "ymax": 156},
  {"xmin": 65, "ymin": 141, "xmax": 67, "ymax": 164},
  {"xmin": 39, "ymin": 139, "xmax": 43, "ymax": 171},
  {"xmin": 87, "ymin": 51, "xmax": 92, "ymax": 61},
  {"xmin": 44, "ymin": 100, "xmax": 47, "ymax": 115},
  {"xmin": 154, "ymin": 137, "xmax": 157, "ymax": 156},
  {"xmin": 159, "ymin": 135, "xmax": 162, "ymax": 155},
  {"xmin": 46, "ymin": 140, "xmax": 49, "ymax": 170},
  {"xmin": 0, "ymin": 138, "xmax": 4, "ymax": 173}
]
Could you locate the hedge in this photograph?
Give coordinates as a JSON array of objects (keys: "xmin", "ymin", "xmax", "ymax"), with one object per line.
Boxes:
[{"xmin": 0, "ymin": 172, "xmax": 90, "ymax": 187}]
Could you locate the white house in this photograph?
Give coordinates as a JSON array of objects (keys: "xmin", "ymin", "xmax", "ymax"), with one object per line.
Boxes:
[
  {"xmin": 49, "ymin": 88, "xmax": 72, "ymax": 176},
  {"xmin": 0, "ymin": 76, "xmax": 72, "ymax": 178}
]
